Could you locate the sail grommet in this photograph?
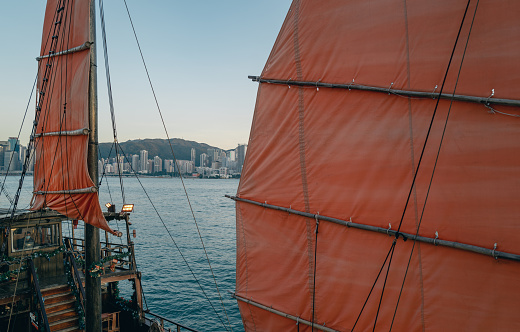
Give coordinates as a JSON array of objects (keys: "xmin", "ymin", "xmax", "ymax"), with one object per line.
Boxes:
[
  {"xmin": 434, "ymin": 231, "xmax": 439, "ymax": 245},
  {"xmin": 432, "ymin": 85, "xmax": 438, "ymax": 98},
  {"xmin": 387, "ymin": 223, "xmax": 392, "ymax": 235},
  {"xmin": 315, "ymin": 212, "xmax": 320, "ymax": 234},
  {"xmin": 492, "ymin": 243, "xmax": 498, "ymax": 259}
]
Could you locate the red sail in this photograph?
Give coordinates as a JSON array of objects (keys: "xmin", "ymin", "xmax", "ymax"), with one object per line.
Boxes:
[
  {"xmin": 236, "ymin": 0, "xmax": 520, "ymax": 331},
  {"xmin": 31, "ymin": 0, "xmax": 114, "ymax": 235}
]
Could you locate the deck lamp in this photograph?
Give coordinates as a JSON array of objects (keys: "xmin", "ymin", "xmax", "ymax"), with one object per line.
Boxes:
[
  {"xmin": 121, "ymin": 204, "xmax": 134, "ymax": 213},
  {"xmin": 105, "ymin": 203, "xmax": 115, "ymax": 213}
]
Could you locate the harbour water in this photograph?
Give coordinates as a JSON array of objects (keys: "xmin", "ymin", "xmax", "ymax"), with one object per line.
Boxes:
[{"xmin": 0, "ymin": 175, "xmax": 243, "ymax": 332}]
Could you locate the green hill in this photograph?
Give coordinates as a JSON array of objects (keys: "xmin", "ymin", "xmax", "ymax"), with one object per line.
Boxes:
[{"xmin": 98, "ymin": 138, "xmax": 219, "ymax": 167}]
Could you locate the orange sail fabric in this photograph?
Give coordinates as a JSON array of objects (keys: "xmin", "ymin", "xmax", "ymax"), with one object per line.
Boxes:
[
  {"xmin": 236, "ymin": 0, "xmax": 520, "ymax": 331},
  {"xmin": 31, "ymin": 0, "xmax": 114, "ymax": 235}
]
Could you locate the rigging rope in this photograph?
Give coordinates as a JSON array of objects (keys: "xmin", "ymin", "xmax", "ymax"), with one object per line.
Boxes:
[
  {"xmin": 99, "ymin": 0, "xmax": 126, "ymax": 206},
  {"xmin": 351, "ymin": 1, "xmax": 473, "ymax": 329},
  {"xmin": 121, "ymin": 1, "xmax": 234, "ymax": 330},
  {"xmin": 116, "ymin": 143, "xmax": 228, "ymax": 329},
  {"xmin": 389, "ymin": 1, "xmax": 480, "ymax": 330}
]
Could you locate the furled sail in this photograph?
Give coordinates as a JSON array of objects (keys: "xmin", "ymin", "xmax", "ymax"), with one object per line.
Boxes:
[
  {"xmin": 235, "ymin": 0, "xmax": 520, "ymax": 331},
  {"xmin": 31, "ymin": 0, "xmax": 114, "ymax": 235}
]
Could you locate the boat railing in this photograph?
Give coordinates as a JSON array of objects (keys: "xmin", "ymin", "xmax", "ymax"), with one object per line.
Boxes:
[
  {"xmin": 27, "ymin": 258, "xmax": 51, "ymax": 332},
  {"xmin": 144, "ymin": 310, "xmax": 202, "ymax": 332},
  {"xmin": 64, "ymin": 248, "xmax": 86, "ymax": 313},
  {"xmin": 63, "ymin": 237, "xmax": 135, "ymax": 275}
]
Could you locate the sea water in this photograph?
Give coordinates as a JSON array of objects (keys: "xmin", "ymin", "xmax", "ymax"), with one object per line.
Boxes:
[{"xmin": 0, "ymin": 176, "xmax": 243, "ymax": 332}]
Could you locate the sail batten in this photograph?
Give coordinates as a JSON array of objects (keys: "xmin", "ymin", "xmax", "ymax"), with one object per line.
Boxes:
[
  {"xmin": 34, "ymin": 127, "xmax": 89, "ymax": 137},
  {"xmin": 31, "ymin": 0, "xmax": 115, "ymax": 235},
  {"xmin": 236, "ymin": 1, "xmax": 520, "ymax": 331},
  {"xmin": 249, "ymin": 76, "xmax": 520, "ymax": 108},
  {"xmin": 230, "ymin": 195, "xmax": 520, "ymax": 261},
  {"xmin": 34, "ymin": 187, "xmax": 97, "ymax": 195},
  {"xmin": 233, "ymin": 294, "xmax": 339, "ymax": 332},
  {"xmin": 36, "ymin": 41, "xmax": 92, "ymax": 61}
]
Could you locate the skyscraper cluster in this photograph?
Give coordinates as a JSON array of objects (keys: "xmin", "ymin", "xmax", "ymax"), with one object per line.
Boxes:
[
  {"xmin": 99, "ymin": 144, "xmax": 247, "ymax": 178},
  {"xmin": 0, "ymin": 137, "xmax": 33, "ymax": 173}
]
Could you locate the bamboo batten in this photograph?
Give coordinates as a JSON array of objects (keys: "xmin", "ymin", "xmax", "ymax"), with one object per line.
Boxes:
[
  {"xmin": 249, "ymin": 76, "xmax": 520, "ymax": 108},
  {"xmin": 228, "ymin": 195, "xmax": 520, "ymax": 262},
  {"xmin": 232, "ymin": 293, "xmax": 340, "ymax": 332}
]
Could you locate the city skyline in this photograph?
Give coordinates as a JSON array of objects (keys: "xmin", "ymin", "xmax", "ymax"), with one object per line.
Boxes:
[
  {"xmin": 0, "ymin": 1, "xmax": 292, "ymax": 150},
  {"xmin": 99, "ymin": 144, "xmax": 247, "ymax": 179},
  {"xmin": 0, "ymin": 136, "xmax": 246, "ymax": 178}
]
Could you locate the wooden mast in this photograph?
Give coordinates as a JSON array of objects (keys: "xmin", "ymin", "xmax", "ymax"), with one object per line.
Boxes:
[{"xmin": 86, "ymin": 0, "xmax": 102, "ymax": 330}]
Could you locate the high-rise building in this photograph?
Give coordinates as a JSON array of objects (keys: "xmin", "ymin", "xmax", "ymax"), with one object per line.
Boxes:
[
  {"xmin": 8, "ymin": 137, "xmax": 20, "ymax": 153},
  {"xmin": 140, "ymin": 150, "xmax": 148, "ymax": 173},
  {"xmin": 206, "ymin": 148, "xmax": 215, "ymax": 165},
  {"xmin": 175, "ymin": 160, "xmax": 192, "ymax": 174},
  {"xmin": 4, "ymin": 151, "xmax": 19, "ymax": 172},
  {"xmin": 131, "ymin": 154, "xmax": 139, "ymax": 172},
  {"xmin": 236, "ymin": 144, "xmax": 247, "ymax": 172},
  {"xmin": 147, "ymin": 160, "xmax": 153, "ymax": 174},
  {"xmin": 200, "ymin": 153, "xmax": 208, "ymax": 168},
  {"xmin": 153, "ymin": 156, "xmax": 162, "ymax": 173},
  {"xmin": 191, "ymin": 148, "xmax": 196, "ymax": 164},
  {"xmin": 164, "ymin": 159, "xmax": 174, "ymax": 173},
  {"xmin": 229, "ymin": 150, "xmax": 236, "ymax": 162}
]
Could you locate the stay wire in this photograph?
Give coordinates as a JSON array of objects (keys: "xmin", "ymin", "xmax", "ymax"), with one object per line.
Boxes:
[
  {"xmin": 350, "ymin": 243, "xmax": 395, "ymax": 331},
  {"xmin": 369, "ymin": 3, "xmax": 473, "ymax": 331},
  {"xmin": 98, "ymin": 143, "xmax": 115, "ymax": 204},
  {"xmin": 97, "ymin": 143, "xmax": 124, "ymax": 244},
  {"xmin": 116, "ymin": 143, "xmax": 230, "ymax": 328},
  {"xmin": 99, "ymin": 0, "xmax": 126, "ymax": 205},
  {"xmin": 122, "ymin": 1, "xmax": 233, "ymax": 330},
  {"xmin": 371, "ymin": 241, "xmax": 396, "ymax": 332},
  {"xmin": 394, "ymin": 0, "xmax": 472, "ymax": 237},
  {"xmin": 389, "ymin": 2, "xmax": 480, "ymax": 330}
]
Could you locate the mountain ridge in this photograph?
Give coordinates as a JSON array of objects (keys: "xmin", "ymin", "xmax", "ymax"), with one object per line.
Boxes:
[{"xmin": 98, "ymin": 138, "xmax": 223, "ymax": 166}]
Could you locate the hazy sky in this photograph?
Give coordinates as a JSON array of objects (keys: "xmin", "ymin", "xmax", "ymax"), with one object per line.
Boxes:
[{"xmin": 0, "ymin": 1, "xmax": 291, "ymax": 150}]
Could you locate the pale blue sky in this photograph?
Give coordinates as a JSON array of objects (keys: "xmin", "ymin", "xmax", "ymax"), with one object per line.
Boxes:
[{"xmin": 0, "ymin": 1, "xmax": 291, "ymax": 150}]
